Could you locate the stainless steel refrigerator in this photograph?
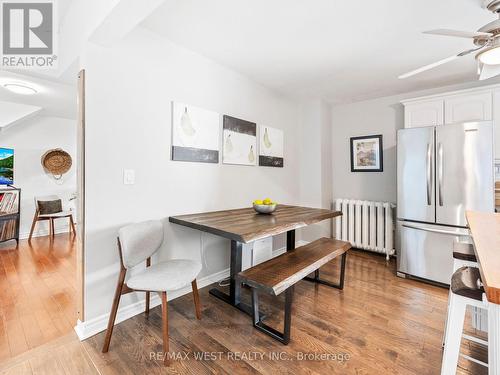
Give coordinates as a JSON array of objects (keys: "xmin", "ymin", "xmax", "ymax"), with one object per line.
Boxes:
[{"xmin": 396, "ymin": 121, "xmax": 494, "ymax": 285}]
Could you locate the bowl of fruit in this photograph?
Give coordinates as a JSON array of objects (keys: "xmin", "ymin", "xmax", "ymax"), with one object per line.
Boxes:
[{"xmin": 253, "ymin": 198, "xmax": 277, "ymax": 214}]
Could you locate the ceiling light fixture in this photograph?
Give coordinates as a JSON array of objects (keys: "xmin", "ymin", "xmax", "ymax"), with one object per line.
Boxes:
[
  {"xmin": 477, "ymin": 45, "xmax": 500, "ymax": 65},
  {"xmin": 3, "ymin": 83, "xmax": 38, "ymax": 95}
]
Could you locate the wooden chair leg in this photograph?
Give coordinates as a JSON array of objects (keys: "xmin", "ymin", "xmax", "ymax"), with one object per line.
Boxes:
[
  {"xmin": 69, "ymin": 215, "xmax": 76, "ymax": 235},
  {"xmin": 102, "ymin": 268, "xmax": 126, "ymax": 353},
  {"xmin": 28, "ymin": 212, "xmax": 38, "ymax": 242},
  {"xmin": 161, "ymin": 291, "xmax": 169, "ymax": 366},
  {"xmin": 191, "ymin": 280, "xmax": 201, "ymax": 320},
  {"xmin": 49, "ymin": 218, "xmax": 54, "ymax": 238}
]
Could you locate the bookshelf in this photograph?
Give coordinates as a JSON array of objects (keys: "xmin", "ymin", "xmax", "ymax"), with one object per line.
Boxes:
[{"xmin": 0, "ymin": 187, "xmax": 20, "ymax": 245}]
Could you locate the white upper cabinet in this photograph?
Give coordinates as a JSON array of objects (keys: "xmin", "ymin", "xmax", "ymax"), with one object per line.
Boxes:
[
  {"xmin": 403, "ymin": 86, "xmax": 500, "ymax": 159},
  {"xmin": 404, "ymin": 99, "xmax": 444, "ymax": 128},
  {"xmin": 444, "ymin": 92, "xmax": 492, "ymax": 124}
]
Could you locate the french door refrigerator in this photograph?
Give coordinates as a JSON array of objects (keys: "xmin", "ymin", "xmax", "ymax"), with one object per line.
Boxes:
[{"xmin": 396, "ymin": 121, "xmax": 494, "ymax": 285}]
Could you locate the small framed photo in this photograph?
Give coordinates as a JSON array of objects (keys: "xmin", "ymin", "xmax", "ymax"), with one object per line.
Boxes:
[{"xmin": 350, "ymin": 134, "xmax": 383, "ymax": 172}]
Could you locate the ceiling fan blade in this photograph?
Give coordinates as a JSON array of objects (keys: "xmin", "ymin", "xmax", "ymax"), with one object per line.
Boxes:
[
  {"xmin": 423, "ymin": 29, "xmax": 492, "ymax": 39},
  {"xmin": 398, "ymin": 55, "xmax": 459, "ymax": 79},
  {"xmin": 398, "ymin": 47, "xmax": 481, "ymax": 79},
  {"xmin": 479, "ymin": 64, "xmax": 500, "ymax": 80}
]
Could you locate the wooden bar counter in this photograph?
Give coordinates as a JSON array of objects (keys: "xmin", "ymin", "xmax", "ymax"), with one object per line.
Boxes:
[{"xmin": 466, "ymin": 210, "xmax": 500, "ymax": 375}]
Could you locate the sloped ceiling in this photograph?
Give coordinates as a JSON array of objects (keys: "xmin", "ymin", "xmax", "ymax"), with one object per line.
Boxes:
[{"xmin": 0, "ymin": 101, "xmax": 42, "ymax": 131}]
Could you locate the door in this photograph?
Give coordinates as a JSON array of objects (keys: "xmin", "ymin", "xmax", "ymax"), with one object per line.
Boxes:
[
  {"xmin": 397, "ymin": 221, "xmax": 469, "ymax": 284},
  {"xmin": 76, "ymin": 69, "xmax": 85, "ymax": 322},
  {"xmin": 435, "ymin": 122, "xmax": 494, "ymax": 227},
  {"xmin": 444, "ymin": 92, "xmax": 492, "ymax": 124},
  {"xmin": 397, "ymin": 127, "xmax": 435, "ymax": 223},
  {"xmin": 404, "ymin": 99, "xmax": 444, "ymax": 128}
]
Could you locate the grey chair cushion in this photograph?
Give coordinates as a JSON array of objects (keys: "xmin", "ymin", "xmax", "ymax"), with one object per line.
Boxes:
[
  {"xmin": 126, "ymin": 259, "xmax": 202, "ymax": 292},
  {"xmin": 39, "ymin": 210, "xmax": 73, "ymax": 218},
  {"xmin": 118, "ymin": 220, "xmax": 164, "ymax": 269}
]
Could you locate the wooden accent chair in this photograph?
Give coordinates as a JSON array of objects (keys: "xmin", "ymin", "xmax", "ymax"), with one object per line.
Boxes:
[
  {"xmin": 102, "ymin": 220, "xmax": 202, "ymax": 365},
  {"xmin": 28, "ymin": 195, "xmax": 76, "ymax": 242}
]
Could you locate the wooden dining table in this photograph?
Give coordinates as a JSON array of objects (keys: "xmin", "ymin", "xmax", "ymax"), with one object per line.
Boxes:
[
  {"xmin": 169, "ymin": 204, "xmax": 341, "ymax": 316},
  {"xmin": 466, "ymin": 211, "xmax": 500, "ymax": 375}
]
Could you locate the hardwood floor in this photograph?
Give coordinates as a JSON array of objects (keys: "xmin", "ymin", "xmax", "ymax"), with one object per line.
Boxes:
[
  {"xmin": 0, "ymin": 249, "xmax": 487, "ymax": 374},
  {"xmin": 0, "ymin": 234, "xmax": 77, "ymax": 361}
]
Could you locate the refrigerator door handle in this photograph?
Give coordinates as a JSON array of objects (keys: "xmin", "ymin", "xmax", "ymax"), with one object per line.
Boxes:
[
  {"xmin": 401, "ymin": 223, "xmax": 469, "ymax": 236},
  {"xmin": 438, "ymin": 142, "xmax": 443, "ymax": 207},
  {"xmin": 426, "ymin": 143, "xmax": 432, "ymax": 205}
]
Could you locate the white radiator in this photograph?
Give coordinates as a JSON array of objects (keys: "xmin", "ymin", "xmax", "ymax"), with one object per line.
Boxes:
[{"xmin": 334, "ymin": 199, "xmax": 396, "ymax": 259}]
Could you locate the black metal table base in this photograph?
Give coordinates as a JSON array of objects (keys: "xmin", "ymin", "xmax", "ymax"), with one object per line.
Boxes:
[{"xmin": 303, "ymin": 252, "xmax": 347, "ymax": 290}]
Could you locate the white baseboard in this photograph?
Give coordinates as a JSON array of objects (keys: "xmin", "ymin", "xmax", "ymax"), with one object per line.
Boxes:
[
  {"xmin": 74, "ymin": 240, "xmax": 309, "ymax": 341},
  {"xmin": 19, "ymin": 224, "xmax": 71, "ymax": 240},
  {"xmin": 74, "ymin": 267, "xmax": 229, "ymax": 341}
]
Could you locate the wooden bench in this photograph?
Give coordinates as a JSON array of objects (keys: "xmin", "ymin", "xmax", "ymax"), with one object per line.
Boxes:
[{"xmin": 237, "ymin": 237, "xmax": 351, "ymax": 344}]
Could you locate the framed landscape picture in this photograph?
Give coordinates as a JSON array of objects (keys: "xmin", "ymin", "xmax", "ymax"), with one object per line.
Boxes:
[{"xmin": 350, "ymin": 135, "xmax": 383, "ymax": 172}]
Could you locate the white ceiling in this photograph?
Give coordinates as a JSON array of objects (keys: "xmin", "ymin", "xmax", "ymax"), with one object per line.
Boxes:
[{"xmin": 142, "ymin": 0, "xmax": 496, "ymax": 104}]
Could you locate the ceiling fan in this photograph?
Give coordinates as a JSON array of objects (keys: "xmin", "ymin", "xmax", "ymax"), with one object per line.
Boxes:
[{"xmin": 399, "ymin": 0, "xmax": 500, "ymax": 80}]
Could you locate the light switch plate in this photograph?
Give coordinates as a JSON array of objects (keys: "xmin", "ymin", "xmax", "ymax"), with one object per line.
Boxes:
[{"xmin": 123, "ymin": 169, "xmax": 135, "ymax": 185}]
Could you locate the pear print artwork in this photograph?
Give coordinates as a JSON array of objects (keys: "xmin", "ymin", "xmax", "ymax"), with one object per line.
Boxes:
[
  {"xmin": 248, "ymin": 145, "xmax": 255, "ymax": 163},
  {"xmin": 263, "ymin": 128, "xmax": 272, "ymax": 149},
  {"xmin": 222, "ymin": 115, "xmax": 257, "ymax": 165},
  {"xmin": 225, "ymin": 133, "xmax": 233, "ymax": 153},
  {"xmin": 259, "ymin": 125, "xmax": 284, "ymax": 167},
  {"xmin": 180, "ymin": 107, "xmax": 196, "ymax": 137},
  {"xmin": 171, "ymin": 102, "xmax": 220, "ymax": 163}
]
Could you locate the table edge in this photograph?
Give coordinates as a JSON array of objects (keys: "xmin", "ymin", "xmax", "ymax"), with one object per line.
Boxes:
[{"xmin": 169, "ymin": 209, "xmax": 342, "ymax": 244}]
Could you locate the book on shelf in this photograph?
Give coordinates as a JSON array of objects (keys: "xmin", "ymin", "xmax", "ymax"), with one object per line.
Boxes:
[{"xmin": 0, "ymin": 190, "xmax": 19, "ymax": 215}]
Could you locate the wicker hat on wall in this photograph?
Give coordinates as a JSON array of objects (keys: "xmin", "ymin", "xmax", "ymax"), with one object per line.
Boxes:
[{"xmin": 41, "ymin": 149, "xmax": 72, "ymax": 179}]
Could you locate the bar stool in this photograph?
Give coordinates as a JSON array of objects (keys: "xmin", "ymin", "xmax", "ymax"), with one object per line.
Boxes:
[
  {"xmin": 441, "ymin": 266, "xmax": 488, "ymax": 374},
  {"xmin": 442, "ymin": 240, "xmax": 485, "ymax": 346},
  {"xmin": 452, "ymin": 241, "xmax": 479, "ymax": 270}
]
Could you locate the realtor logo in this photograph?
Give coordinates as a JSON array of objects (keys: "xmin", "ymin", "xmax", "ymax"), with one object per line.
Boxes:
[{"xmin": 1, "ymin": 1, "xmax": 57, "ymax": 69}]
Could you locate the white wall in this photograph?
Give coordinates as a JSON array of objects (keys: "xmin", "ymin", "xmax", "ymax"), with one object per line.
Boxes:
[
  {"xmin": 331, "ymin": 96, "xmax": 402, "ymax": 204},
  {"xmin": 0, "ymin": 116, "xmax": 76, "ymax": 238},
  {"xmin": 298, "ymin": 99, "xmax": 333, "ymax": 241},
  {"xmin": 81, "ymin": 27, "xmax": 301, "ymax": 323}
]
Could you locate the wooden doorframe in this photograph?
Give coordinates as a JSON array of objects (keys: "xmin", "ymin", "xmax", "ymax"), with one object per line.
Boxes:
[{"xmin": 76, "ymin": 69, "xmax": 86, "ymax": 322}]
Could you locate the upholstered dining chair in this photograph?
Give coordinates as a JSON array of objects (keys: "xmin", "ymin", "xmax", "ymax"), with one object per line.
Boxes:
[
  {"xmin": 101, "ymin": 220, "xmax": 202, "ymax": 366},
  {"xmin": 28, "ymin": 195, "xmax": 76, "ymax": 241}
]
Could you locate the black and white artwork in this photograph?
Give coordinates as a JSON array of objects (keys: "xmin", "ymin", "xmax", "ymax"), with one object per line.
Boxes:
[
  {"xmin": 222, "ymin": 115, "xmax": 257, "ymax": 166},
  {"xmin": 259, "ymin": 126, "xmax": 284, "ymax": 167},
  {"xmin": 171, "ymin": 102, "xmax": 220, "ymax": 163}
]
